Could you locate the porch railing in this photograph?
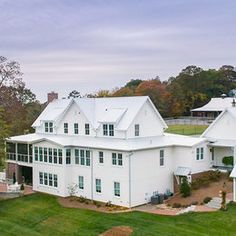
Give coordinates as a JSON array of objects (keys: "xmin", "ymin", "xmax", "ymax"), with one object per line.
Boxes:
[{"xmin": 7, "ymin": 153, "xmax": 33, "ymax": 164}]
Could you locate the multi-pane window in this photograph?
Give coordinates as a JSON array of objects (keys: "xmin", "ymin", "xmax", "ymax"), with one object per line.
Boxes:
[
  {"xmin": 103, "ymin": 124, "xmax": 114, "ymax": 136},
  {"xmin": 112, "ymin": 153, "xmax": 123, "ymax": 166},
  {"xmin": 86, "ymin": 150, "xmax": 90, "ymax": 166},
  {"xmin": 78, "ymin": 176, "xmax": 84, "ymax": 190},
  {"xmin": 95, "ymin": 178, "xmax": 101, "ymax": 193},
  {"xmin": 49, "ymin": 174, "xmax": 53, "ymax": 186},
  {"xmin": 58, "ymin": 149, "xmax": 63, "ymax": 164},
  {"xmin": 66, "ymin": 149, "xmax": 71, "ymax": 164},
  {"xmin": 196, "ymin": 147, "xmax": 204, "ymax": 160},
  {"xmin": 103, "ymin": 124, "xmax": 108, "ymax": 136},
  {"xmin": 135, "ymin": 124, "xmax": 140, "ymax": 136},
  {"xmin": 39, "ymin": 172, "xmax": 43, "ymax": 184},
  {"xmin": 80, "ymin": 150, "xmax": 85, "ymax": 165},
  {"xmin": 74, "ymin": 123, "xmax": 79, "ymax": 134},
  {"xmin": 160, "ymin": 150, "xmax": 164, "ymax": 166},
  {"xmin": 44, "ymin": 173, "xmax": 48, "ymax": 185},
  {"xmin": 99, "ymin": 151, "xmax": 104, "ymax": 164},
  {"xmin": 114, "ymin": 182, "xmax": 120, "ymax": 197},
  {"xmin": 44, "ymin": 148, "xmax": 48, "ymax": 162},
  {"xmin": 49, "ymin": 148, "xmax": 52, "ymax": 163},
  {"xmin": 75, "ymin": 149, "xmax": 79, "ymax": 164},
  {"xmin": 64, "ymin": 123, "xmax": 68, "ymax": 134},
  {"xmin": 39, "ymin": 172, "xmax": 57, "ymax": 187},
  {"xmin": 34, "ymin": 147, "xmax": 38, "ymax": 161},
  {"xmin": 53, "ymin": 174, "xmax": 58, "ymax": 187},
  {"xmin": 45, "ymin": 122, "xmax": 53, "ymax": 133},
  {"xmin": 53, "ymin": 148, "xmax": 58, "ymax": 164},
  {"xmin": 39, "ymin": 147, "xmax": 43, "ymax": 162},
  {"xmin": 85, "ymin": 123, "xmax": 90, "ymax": 135}
]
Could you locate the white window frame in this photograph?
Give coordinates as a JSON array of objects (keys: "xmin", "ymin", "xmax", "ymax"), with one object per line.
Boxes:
[
  {"xmin": 99, "ymin": 151, "xmax": 104, "ymax": 164},
  {"xmin": 64, "ymin": 123, "xmax": 68, "ymax": 134},
  {"xmin": 78, "ymin": 176, "xmax": 84, "ymax": 190},
  {"xmin": 112, "ymin": 153, "xmax": 123, "ymax": 166},
  {"xmin": 85, "ymin": 123, "xmax": 90, "ymax": 135},
  {"xmin": 135, "ymin": 124, "xmax": 140, "ymax": 136},
  {"xmin": 196, "ymin": 147, "xmax": 204, "ymax": 160},
  {"xmin": 95, "ymin": 178, "xmax": 101, "ymax": 193},
  {"xmin": 114, "ymin": 181, "xmax": 120, "ymax": 197},
  {"xmin": 74, "ymin": 123, "xmax": 79, "ymax": 134},
  {"xmin": 160, "ymin": 149, "xmax": 164, "ymax": 166}
]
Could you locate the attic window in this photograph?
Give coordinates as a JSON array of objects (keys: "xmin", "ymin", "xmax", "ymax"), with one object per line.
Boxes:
[{"xmin": 45, "ymin": 122, "xmax": 53, "ymax": 133}]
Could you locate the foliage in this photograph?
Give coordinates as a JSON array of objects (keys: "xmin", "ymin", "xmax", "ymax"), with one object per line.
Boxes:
[
  {"xmin": 68, "ymin": 90, "xmax": 81, "ymax": 98},
  {"xmin": 166, "ymin": 125, "xmax": 208, "ymax": 135},
  {"xmin": 203, "ymin": 197, "xmax": 212, "ymax": 204},
  {"xmin": 20, "ymin": 184, "xmax": 24, "ymax": 191},
  {"xmin": 172, "ymin": 202, "xmax": 182, "ymax": 208},
  {"xmin": 220, "ymin": 191, "xmax": 227, "ymax": 211},
  {"xmin": 180, "ymin": 177, "xmax": 191, "ymax": 197},
  {"xmin": 67, "ymin": 183, "xmax": 78, "ymax": 197},
  {"xmin": 222, "ymin": 156, "xmax": 234, "ymax": 166}
]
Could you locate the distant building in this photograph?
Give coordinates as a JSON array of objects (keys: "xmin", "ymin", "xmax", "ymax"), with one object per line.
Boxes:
[{"xmin": 191, "ymin": 97, "xmax": 236, "ymax": 119}]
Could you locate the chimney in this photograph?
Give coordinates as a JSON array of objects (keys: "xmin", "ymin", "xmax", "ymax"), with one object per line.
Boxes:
[{"xmin": 47, "ymin": 92, "xmax": 58, "ymax": 103}]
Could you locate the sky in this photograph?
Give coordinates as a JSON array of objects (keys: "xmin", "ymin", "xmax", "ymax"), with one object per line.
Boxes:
[{"xmin": 0, "ymin": 0, "xmax": 236, "ymax": 101}]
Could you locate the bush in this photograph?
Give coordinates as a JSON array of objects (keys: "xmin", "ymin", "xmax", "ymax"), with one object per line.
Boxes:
[
  {"xmin": 203, "ymin": 197, "xmax": 212, "ymax": 204},
  {"xmin": 78, "ymin": 196, "xmax": 87, "ymax": 203},
  {"xmin": 180, "ymin": 177, "xmax": 191, "ymax": 197},
  {"xmin": 222, "ymin": 156, "xmax": 233, "ymax": 166},
  {"xmin": 191, "ymin": 201, "xmax": 198, "ymax": 205},
  {"xmin": 172, "ymin": 203, "xmax": 182, "ymax": 208},
  {"xmin": 20, "ymin": 184, "xmax": 24, "ymax": 191}
]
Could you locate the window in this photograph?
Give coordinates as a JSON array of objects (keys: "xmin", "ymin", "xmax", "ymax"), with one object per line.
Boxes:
[
  {"xmin": 80, "ymin": 150, "xmax": 85, "ymax": 165},
  {"xmin": 53, "ymin": 148, "xmax": 58, "ymax": 164},
  {"xmin": 78, "ymin": 176, "xmax": 84, "ymax": 190},
  {"xmin": 58, "ymin": 149, "xmax": 63, "ymax": 164},
  {"xmin": 112, "ymin": 153, "xmax": 117, "ymax": 165},
  {"xmin": 103, "ymin": 124, "xmax": 108, "ymax": 136},
  {"xmin": 45, "ymin": 122, "xmax": 53, "ymax": 133},
  {"xmin": 85, "ymin": 123, "xmax": 90, "ymax": 135},
  {"xmin": 53, "ymin": 174, "xmax": 58, "ymax": 187},
  {"xmin": 160, "ymin": 150, "xmax": 164, "ymax": 166},
  {"xmin": 39, "ymin": 172, "xmax": 43, "ymax": 184},
  {"xmin": 39, "ymin": 147, "xmax": 43, "ymax": 162},
  {"xmin": 118, "ymin": 154, "xmax": 123, "ymax": 166},
  {"xmin": 86, "ymin": 150, "xmax": 90, "ymax": 166},
  {"xmin": 34, "ymin": 147, "xmax": 38, "ymax": 161},
  {"xmin": 112, "ymin": 153, "xmax": 123, "ymax": 166},
  {"xmin": 44, "ymin": 148, "xmax": 48, "ymax": 162},
  {"xmin": 64, "ymin": 123, "xmax": 68, "ymax": 134},
  {"xmin": 48, "ymin": 148, "xmax": 52, "ymax": 163},
  {"xmin": 109, "ymin": 124, "xmax": 114, "ymax": 136},
  {"xmin": 114, "ymin": 182, "xmax": 120, "ymax": 197},
  {"xmin": 103, "ymin": 124, "xmax": 114, "ymax": 136},
  {"xmin": 44, "ymin": 173, "xmax": 48, "ymax": 185},
  {"xmin": 49, "ymin": 174, "xmax": 53, "ymax": 186},
  {"xmin": 196, "ymin": 147, "xmax": 204, "ymax": 160},
  {"xmin": 66, "ymin": 149, "xmax": 71, "ymax": 164},
  {"xmin": 135, "ymin": 124, "xmax": 139, "ymax": 136},
  {"xmin": 75, "ymin": 149, "xmax": 79, "ymax": 164},
  {"xmin": 74, "ymin": 123, "xmax": 79, "ymax": 134},
  {"xmin": 95, "ymin": 178, "xmax": 101, "ymax": 193},
  {"xmin": 99, "ymin": 151, "xmax": 104, "ymax": 164}
]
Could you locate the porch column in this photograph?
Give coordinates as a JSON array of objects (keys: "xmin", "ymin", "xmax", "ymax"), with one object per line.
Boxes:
[
  {"xmin": 15, "ymin": 143, "xmax": 18, "ymax": 183},
  {"xmin": 27, "ymin": 143, "xmax": 29, "ymax": 163}
]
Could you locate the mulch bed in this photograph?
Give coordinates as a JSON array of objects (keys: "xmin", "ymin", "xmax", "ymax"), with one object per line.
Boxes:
[{"xmin": 100, "ymin": 226, "xmax": 133, "ymax": 236}]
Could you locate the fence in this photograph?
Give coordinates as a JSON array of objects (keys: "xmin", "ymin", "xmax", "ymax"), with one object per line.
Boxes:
[{"xmin": 164, "ymin": 116, "xmax": 214, "ymax": 126}]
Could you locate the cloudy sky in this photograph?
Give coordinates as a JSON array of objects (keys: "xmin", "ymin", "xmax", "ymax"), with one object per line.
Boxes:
[{"xmin": 0, "ymin": 0, "xmax": 235, "ymax": 101}]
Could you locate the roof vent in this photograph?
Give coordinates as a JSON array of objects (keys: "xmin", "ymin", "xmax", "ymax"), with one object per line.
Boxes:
[{"xmin": 232, "ymin": 99, "xmax": 236, "ymax": 107}]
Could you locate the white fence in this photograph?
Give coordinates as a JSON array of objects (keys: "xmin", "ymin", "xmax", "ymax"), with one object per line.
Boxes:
[{"xmin": 164, "ymin": 116, "xmax": 214, "ymax": 126}]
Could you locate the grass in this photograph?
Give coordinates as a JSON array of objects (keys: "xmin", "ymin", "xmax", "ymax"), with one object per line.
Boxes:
[
  {"xmin": 166, "ymin": 125, "xmax": 208, "ymax": 136},
  {"xmin": 1, "ymin": 194, "xmax": 236, "ymax": 235}
]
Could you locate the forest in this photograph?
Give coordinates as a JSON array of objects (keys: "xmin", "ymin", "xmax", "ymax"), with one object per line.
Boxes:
[{"xmin": 0, "ymin": 56, "xmax": 236, "ymax": 166}]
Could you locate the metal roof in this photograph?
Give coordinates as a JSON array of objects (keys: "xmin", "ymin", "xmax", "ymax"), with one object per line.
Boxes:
[{"xmin": 174, "ymin": 167, "xmax": 191, "ymax": 176}]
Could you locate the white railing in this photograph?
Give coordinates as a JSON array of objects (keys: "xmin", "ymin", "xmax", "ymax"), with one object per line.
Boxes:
[
  {"xmin": 7, "ymin": 153, "xmax": 32, "ymax": 163},
  {"xmin": 0, "ymin": 171, "xmax": 6, "ymax": 182}
]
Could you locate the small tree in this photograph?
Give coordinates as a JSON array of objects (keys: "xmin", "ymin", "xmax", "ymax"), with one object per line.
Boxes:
[
  {"xmin": 222, "ymin": 156, "xmax": 233, "ymax": 166},
  {"xmin": 180, "ymin": 177, "xmax": 191, "ymax": 197}
]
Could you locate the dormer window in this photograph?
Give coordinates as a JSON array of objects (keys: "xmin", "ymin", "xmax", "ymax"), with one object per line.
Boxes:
[
  {"xmin": 85, "ymin": 123, "xmax": 90, "ymax": 135},
  {"xmin": 45, "ymin": 122, "xmax": 53, "ymax": 133},
  {"xmin": 103, "ymin": 124, "xmax": 114, "ymax": 136}
]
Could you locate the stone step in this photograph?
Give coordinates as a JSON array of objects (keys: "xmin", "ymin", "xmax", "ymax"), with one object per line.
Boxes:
[{"xmin": 205, "ymin": 197, "xmax": 230, "ymax": 209}]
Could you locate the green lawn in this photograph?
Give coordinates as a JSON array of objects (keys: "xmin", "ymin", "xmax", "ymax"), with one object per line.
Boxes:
[
  {"xmin": 166, "ymin": 125, "xmax": 208, "ymax": 136},
  {"xmin": 1, "ymin": 194, "xmax": 236, "ymax": 235}
]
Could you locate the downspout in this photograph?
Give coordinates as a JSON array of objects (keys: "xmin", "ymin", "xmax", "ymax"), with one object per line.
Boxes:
[
  {"xmin": 91, "ymin": 149, "xmax": 94, "ymax": 200},
  {"xmin": 128, "ymin": 151, "xmax": 134, "ymax": 208}
]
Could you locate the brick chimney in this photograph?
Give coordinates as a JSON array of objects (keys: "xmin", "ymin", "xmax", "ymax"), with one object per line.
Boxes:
[{"xmin": 47, "ymin": 92, "xmax": 58, "ymax": 103}]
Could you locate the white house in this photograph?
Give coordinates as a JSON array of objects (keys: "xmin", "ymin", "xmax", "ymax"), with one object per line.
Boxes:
[{"xmin": 6, "ymin": 96, "xmax": 212, "ymax": 207}]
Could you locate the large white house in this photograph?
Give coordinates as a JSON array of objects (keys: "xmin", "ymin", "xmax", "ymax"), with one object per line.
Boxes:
[{"xmin": 6, "ymin": 96, "xmax": 212, "ymax": 207}]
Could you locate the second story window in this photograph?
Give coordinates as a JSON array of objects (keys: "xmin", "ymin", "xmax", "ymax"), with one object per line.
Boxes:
[
  {"xmin": 160, "ymin": 150, "xmax": 164, "ymax": 166},
  {"xmin": 112, "ymin": 153, "xmax": 123, "ymax": 166},
  {"xmin": 135, "ymin": 124, "xmax": 140, "ymax": 136},
  {"xmin": 64, "ymin": 123, "xmax": 68, "ymax": 134},
  {"xmin": 66, "ymin": 149, "xmax": 71, "ymax": 164},
  {"xmin": 45, "ymin": 122, "xmax": 53, "ymax": 133},
  {"xmin": 85, "ymin": 123, "xmax": 90, "ymax": 135},
  {"xmin": 74, "ymin": 123, "xmax": 79, "ymax": 134},
  {"xmin": 99, "ymin": 151, "xmax": 104, "ymax": 164},
  {"xmin": 103, "ymin": 124, "xmax": 114, "ymax": 136}
]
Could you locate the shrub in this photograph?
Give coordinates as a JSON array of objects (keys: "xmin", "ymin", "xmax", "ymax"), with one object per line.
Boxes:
[
  {"xmin": 191, "ymin": 201, "xmax": 198, "ymax": 205},
  {"xmin": 222, "ymin": 156, "xmax": 233, "ymax": 166},
  {"xmin": 203, "ymin": 197, "xmax": 212, "ymax": 204},
  {"xmin": 180, "ymin": 177, "xmax": 191, "ymax": 197},
  {"xmin": 78, "ymin": 196, "xmax": 87, "ymax": 203},
  {"xmin": 172, "ymin": 203, "xmax": 182, "ymax": 208}
]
